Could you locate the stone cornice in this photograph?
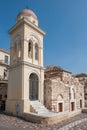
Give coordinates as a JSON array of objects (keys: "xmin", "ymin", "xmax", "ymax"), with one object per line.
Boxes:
[
  {"xmin": 9, "ymin": 61, "xmax": 45, "ymax": 70},
  {"xmin": 0, "ymin": 48, "xmax": 10, "ymax": 55},
  {"xmin": 9, "ymin": 18, "xmax": 46, "ymax": 36}
]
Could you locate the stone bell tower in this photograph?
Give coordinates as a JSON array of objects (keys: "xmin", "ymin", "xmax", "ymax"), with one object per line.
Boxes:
[{"xmin": 6, "ymin": 9, "xmax": 45, "ymax": 115}]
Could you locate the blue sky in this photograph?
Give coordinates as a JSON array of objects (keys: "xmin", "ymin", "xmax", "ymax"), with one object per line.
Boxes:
[{"xmin": 0, "ymin": 0, "xmax": 87, "ymax": 74}]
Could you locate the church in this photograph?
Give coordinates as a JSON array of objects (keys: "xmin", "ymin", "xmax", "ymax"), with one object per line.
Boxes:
[{"xmin": 0, "ymin": 8, "xmax": 85, "ymax": 123}]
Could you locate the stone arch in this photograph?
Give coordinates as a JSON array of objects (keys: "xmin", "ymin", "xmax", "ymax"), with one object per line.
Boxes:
[
  {"xmin": 27, "ymin": 35, "xmax": 41, "ymax": 60},
  {"xmin": 28, "ymin": 34, "xmax": 41, "ymax": 47},
  {"xmin": 28, "ymin": 70, "xmax": 40, "ymax": 80},
  {"xmin": 29, "ymin": 73, "xmax": 39, "ymax": 100},
  {"xmin": 57, "ymin": 94, "xmax": 63, "ymax": 100}
]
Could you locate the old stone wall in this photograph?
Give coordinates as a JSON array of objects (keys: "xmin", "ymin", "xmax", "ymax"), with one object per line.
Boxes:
[
  {"xmin": 45, "ymin": 67, "xmax": 84, "ymax": 114},
  {"xmin": 75, "ymin": 74, "xmax": 87, "ymax": 107}
]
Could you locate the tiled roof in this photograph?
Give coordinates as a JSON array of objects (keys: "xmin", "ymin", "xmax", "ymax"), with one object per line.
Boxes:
[
  {"xmin": 75, "ymin": 73, "xmax": 87, "ymax": 77},
  {"xmin": 45, "ymin": 65, "xmax": 71, "ymax": 74},
  {"xmin": 0, "ymin": 48, "xmax": 10, "ymax": 54},
  {"xmin": 17, "ymin": 9, "xmax": 37, "ymax": 19}
]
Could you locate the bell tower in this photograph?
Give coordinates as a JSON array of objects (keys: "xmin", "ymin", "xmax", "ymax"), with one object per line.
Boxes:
[{"xmin": 6, "ymin": 9, "xmax": 45, "ymax": 115}]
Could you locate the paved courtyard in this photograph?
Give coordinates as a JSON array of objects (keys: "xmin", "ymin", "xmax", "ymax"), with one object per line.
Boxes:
[{"xmin": 0, "ymin": 112, "xmax": 87, "ymax": 129}]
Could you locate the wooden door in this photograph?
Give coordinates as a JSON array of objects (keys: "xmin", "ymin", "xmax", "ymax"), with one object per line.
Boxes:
[
  {"xmin": 58, "ymin": 103, "xmax": 63, "ymax": 112},
  {"xmin": 80, "ymin": 100, "xmax": 82, "ymax": 108},
  {"xmin": 71, "ymin": 102, "xmax": 74, "ymax": 111}
]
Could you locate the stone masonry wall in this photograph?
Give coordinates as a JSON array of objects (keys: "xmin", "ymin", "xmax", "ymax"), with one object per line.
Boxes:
[{"xmin": 45, "ymin": 69, "xmax": 84, "ymax": 114}]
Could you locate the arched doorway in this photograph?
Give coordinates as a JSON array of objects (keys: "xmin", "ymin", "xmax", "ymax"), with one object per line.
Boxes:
[{"xmin": 29, "ymin": 73, "xmax": 38, "ymax": 100}]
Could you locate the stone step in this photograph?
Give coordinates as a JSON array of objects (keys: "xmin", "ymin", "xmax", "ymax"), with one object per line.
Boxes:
[
  {"xmin": 32, "ymin": 105, "xmax": 47, "ymax": 109},
  {"xmin": 30, "ymin": 100, "xmax": 49, "ymax": 114}
]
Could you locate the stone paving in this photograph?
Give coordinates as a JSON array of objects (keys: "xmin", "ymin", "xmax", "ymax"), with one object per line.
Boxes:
[{"xmin": 0, "ymin": 112, "xmax": 87, "ymax": 129}]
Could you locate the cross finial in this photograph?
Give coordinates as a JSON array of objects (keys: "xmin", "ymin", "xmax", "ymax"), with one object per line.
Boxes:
[{"xmin": 26, "ymin": 6, "xmax": 29, "ymax": 9}]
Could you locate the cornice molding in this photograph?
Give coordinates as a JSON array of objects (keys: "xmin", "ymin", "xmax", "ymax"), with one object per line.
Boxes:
[
  {"xmin": 0, "ymin": 48, "xmax": 10, "ymax": 55},
  {"xmin": 9, "ymin": 61, "xmax": 45, "ymax": 71},
  {"xmin": 9, "ymin": 18, "xmax": 46, "ymax": 36}
]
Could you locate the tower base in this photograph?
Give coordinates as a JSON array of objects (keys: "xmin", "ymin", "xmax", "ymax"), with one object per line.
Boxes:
[{"xmin": 6, "ymin": 99, "xmax": 30, "ymax": 116}]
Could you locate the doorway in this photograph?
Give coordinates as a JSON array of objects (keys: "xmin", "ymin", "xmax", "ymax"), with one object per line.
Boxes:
[
  {"xmin": 29, "ymin": 73, "xmax": 38, "ymax": 100},
  {"xmin": 80, "ymin": 99, "xmax": 82, "ymax": 108},
  {"xmin": 71, "ymin": 102, "xmax": 74, "ymax": 111},
  {"xmin": 58, "ymin": 103, "xmax": 63, "ymax": 112}
]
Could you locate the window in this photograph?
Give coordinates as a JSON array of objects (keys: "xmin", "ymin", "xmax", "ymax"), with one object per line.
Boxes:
[
  {"xmin": 4, "ymin": 69, "xmax": 8, "ymax": 78},
  {"xmin": 72, "ymin": 88, "xmax": 75, "ymax": 99},
  {"xmin": 13, "ymin": 43, "xmax": 17, "ymax": 60},
  {"xmin": 69, "ymin": 86, "xmax": 76, "ymax": 100},
  {"xmin": 33, "ymin": 21, "xmax": 35, "ymax": 24},
  {"xmin": 4, "ymin": 56, "xmax": 8, "ymax": 64},
  {"xmin": 18, "ymin": 42, "xmax": 21, "ymax": 58},
  {"xmin": 35, "ymin": 43, "xmax": 38, "ymax": 60},
  {"xmin": 28, "ymin": 41, "xmax": 32, "ymax": 58}
]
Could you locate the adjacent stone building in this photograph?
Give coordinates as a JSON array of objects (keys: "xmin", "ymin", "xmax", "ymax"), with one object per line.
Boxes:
[
  {"xmin": 44, "ymin": 66, "xmax": 84, "ymax": 115},
  {"xmin": 0, "ymin": 49, "xmax": 10, "ymax": 110},
  {"xmin": 75, "ymin": 73, "xmax": 87, "ymax": 107}
]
